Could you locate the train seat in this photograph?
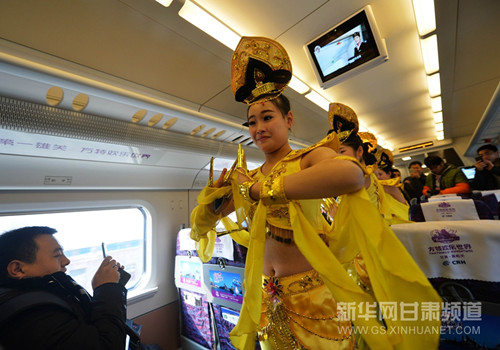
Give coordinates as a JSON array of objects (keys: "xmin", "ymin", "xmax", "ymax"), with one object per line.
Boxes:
[
  {"xmin": 391, "ymin": 220, "xmax": 500, "ymax": 349},
  {"xmin": 409, "ymin": 199, "xmax": 493, "ymax": 222}
]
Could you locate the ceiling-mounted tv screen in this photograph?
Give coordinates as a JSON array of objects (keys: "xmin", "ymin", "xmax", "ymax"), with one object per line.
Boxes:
[{"xmin": 305, "ymin": 5, "xmax": 388, "ymax": 89}]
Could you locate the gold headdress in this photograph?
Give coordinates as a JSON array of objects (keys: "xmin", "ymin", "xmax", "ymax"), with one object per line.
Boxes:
[
  {"xmin": 358, "ymin": 132, "xmax": 378, "ymax": 153},
  {"xmin": 375, "ymin": 147, "xmax": 394, "ymax": 170},
  {"xmin": 231, "ymin": 37, "xmax": 292, "ymax": 105},
  {"xmin": 328, "ymin": 103, "xmax": 359, "ymax": 143}
]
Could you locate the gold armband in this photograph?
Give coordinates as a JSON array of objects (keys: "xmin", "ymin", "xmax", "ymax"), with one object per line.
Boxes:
[
  {"xmin": 238, "ymin": 180, "xmax": 257, "ymax": 203},
  {"xmin": 260, "ymin": 176, "xmax": 288, "ymax": 206}
]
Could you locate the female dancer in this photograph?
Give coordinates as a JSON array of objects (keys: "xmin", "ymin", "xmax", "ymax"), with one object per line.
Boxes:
[
  {"xmin": 373, "ymin": 148, "xmax": 411, "ymax": 223},
  {"xmin": 332, "ymin": 109, "xmax": 410, "ymax": 225},
  {"xmin": 331, "ymin": 107, "xmax": 392, "ymax": 222},
  {"xmin": 190, "ymin": 36, "xmax": 440, "ymax": 350}
]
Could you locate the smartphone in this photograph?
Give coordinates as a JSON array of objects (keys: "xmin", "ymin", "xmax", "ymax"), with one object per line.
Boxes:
[
  {"xmin": 101, "ymin": 242, "xmax": 131, "ymax": 286},
  {"xmin": 475, "ymin": 156, "xmax": 483, "ymax": 162}
]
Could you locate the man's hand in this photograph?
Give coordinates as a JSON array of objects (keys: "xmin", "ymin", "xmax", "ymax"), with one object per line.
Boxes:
[
  {"xmin": 475, "ymin": 159, "xmax": 493, "ymax": 171},
  {"xmin": 483, "ymin": 159, "xmax": 494, "ymax": 171},
  {"xmin": 92, "ymin": 256, "xmax": 121, "ymax": 290}
]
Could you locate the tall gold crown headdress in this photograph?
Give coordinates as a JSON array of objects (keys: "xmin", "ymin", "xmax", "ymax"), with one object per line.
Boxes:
[
  {"xmin": 231, "ymin": 37, "xmax": 292, "ymax": 105},
  {"xmin": 375, "ymin": 147, "xmax": 394, "ymax": 170},
  {"xmin": 358, "ymin": 132, "xmax": 378, "ymax": 153},
  {"xmin": 328, "ymin": 103, "xmax": 359, "ymax": 143}
]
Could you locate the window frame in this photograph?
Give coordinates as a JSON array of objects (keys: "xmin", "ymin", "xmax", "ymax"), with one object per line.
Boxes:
[{"xmin": 0, "ymin": 199, "xmax": 155, "ymax": 300}]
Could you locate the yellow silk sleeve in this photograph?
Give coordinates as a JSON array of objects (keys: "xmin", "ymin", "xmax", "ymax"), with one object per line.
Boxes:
[
  {"xmin": 331, "ymin": 189, "xmax": 442, "ymax": 349},
  {"xmin": 190, "ymin": 185, "xmax": 232, "ymax": 262},
  {"xmin": 219, "ymin": 216, "xmax": 251, "ymax": 247},
  {"xmin": 378, "ymin": 177, "xmax": 403, "ymax": 188},
  {"xmin": 370, "ymin": 173, "xmax": 394, "ymax": 225},
  {"xmin": 229, "ymin": 201, "xmax": 267, "ymax": 350},
  {"xmin": 290, "ymin": 199, "xmax": 394, "ymax": 349},
  {"xmin": 385, "ymin": 194, "xmax": 412, "ymax": 225}
]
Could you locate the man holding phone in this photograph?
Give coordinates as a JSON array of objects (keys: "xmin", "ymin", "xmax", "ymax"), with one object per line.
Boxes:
[
  {"xmin": 472, "ymin": 144, "xmax": 500, "ymax": 190},
  {"xmin": 403, "ymin": 161, "xmax": 427, "ymax": 202},
  {"xmin": 102, "ymin": 242, "xmax": 131, "ymax": 286},
  {"xmin": 0, "ymin": 226, "xmax": 129, "ymax": 350}
]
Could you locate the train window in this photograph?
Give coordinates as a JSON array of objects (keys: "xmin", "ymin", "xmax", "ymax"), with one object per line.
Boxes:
[{"xmin": 0, "ymin": 207, "xmax": 147, "ymax": 293}]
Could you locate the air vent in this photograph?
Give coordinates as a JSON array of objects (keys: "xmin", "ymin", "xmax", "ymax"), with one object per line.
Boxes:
[
  {"xmin": 132, "ymin": 109, "xmax": 147, "ymax": 123},
  {"xmin": 148, "ymin": 113, "xmax": 163, "ymax": 126},
  {"xmin": 231, "ymin": 135, "xmax": 243, "ymax": 143},
  {"xmin": 190, "ymin": 124, "xmax": 205, "ymax": 135},
  {"xmin": 72, "ymin": 93, "xmax": 89, "ymax": 111},
  {"xmin": 0, "ymin": 95, "xmax": 265, "ymax": 163},
  {"xmin": 46, "ymin": 86, "xmax": 64, "ymax": 106},
  {"xmin": 201, "ymin": 127, "xmax": 216, "ymax": 137},
  {"xmin": 398, "ymin": 141, "xmax": 434, "ymax": 152},
  {"xmin": 162, "ymin": 117, "xmax": 177, "ymax": 130},
  {"xmin": 212, "ymin": 130, "xmax": 226, "ymax": 139}
]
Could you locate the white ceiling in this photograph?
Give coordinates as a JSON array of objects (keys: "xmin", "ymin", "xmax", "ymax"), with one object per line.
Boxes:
[{"xmin": 0, "ymin": 0, "xmax": 499, "ymax": 161}]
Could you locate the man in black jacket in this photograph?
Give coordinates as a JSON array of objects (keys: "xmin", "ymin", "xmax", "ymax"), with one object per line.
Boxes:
[
  {"xmin": 0, "ymin": 226, "xmax": 128, "ymax": 350},
  {"xmin": 472, "ymin": 144, "xmax": 500, "ymax": 190},
  {"xmin": 403, "ymin": 161, "xmax": 427, "ymax": 202}
]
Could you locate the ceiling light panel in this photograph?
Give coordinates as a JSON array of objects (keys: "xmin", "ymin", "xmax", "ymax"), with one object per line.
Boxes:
[
  {"xmin": 412, "ymin": 0, "xmax": 436, "ymax": 36},
  {"xmin": 420, "ymin": 35, "xmax": 439, "ymax": 74},
  {"xmin": 179, "ymin": 0, "xmax": 241, "ymax": 50}
]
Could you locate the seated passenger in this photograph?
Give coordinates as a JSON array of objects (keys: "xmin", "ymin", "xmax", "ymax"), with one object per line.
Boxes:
[
  {"xmin": 403, "ymin": 161, "xmax": 427, "ymax": 202},
  {"xmin": 423, "ymin": 155, "xmax": 470, "ymax": 196},
  {"xmin": 472, "ymin": 144, "xmax": 500, "ymax": 190},
  {"xmin": 0, "ymin": 226, "xmax": 129, "ymax": 350}
]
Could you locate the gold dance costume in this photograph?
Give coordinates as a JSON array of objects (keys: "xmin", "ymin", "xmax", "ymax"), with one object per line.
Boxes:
[
  {"xmin": 382, "ymin": 189, "xmax": 411, "ymax": 225},
  {"xmin": 259, "ymin": 270, "xmax": 354, "ymax": 350},
  {"xmin": 373, "ymin": 148, "xmax": 411, "ymax": 225},
  {"xmin": 190, "ymin": 133, "xmax": 441, "ymax": 350},
  {"xmin": 365, "ymin": 169, "xmax": 411, "ymax": 225}
]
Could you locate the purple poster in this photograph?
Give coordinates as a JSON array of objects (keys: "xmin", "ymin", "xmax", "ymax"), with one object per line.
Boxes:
[{"xmin": 209, "ymin": 270, "xmax": 243, "ymax": 304}]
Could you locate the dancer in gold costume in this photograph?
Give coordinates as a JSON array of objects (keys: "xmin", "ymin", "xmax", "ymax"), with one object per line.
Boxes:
[
  {"xmin": 333, "ymin": 108, "xmax": 411, "ymax": 225},
  {"xmin": 190, "ymin": 37, "xmax": 441, "ymax": 350},
  {"xmin": 332, "ymin": 106, "xmax": 390, "ymax": 222},
  {"xmin": 373, "ymin": 148, "xmax": 411, "ymax": 224}
]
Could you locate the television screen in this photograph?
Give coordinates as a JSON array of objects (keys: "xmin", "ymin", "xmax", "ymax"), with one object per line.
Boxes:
[{"xmin": 305, "ymin": 5, "xmax": 388, "ymax": 88}]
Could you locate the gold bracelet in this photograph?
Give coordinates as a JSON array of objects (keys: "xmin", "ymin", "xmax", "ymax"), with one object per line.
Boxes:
[
  {"xmin": 239, "ymin": 180, "xmax": 257, "ymax": 203},
  {"xmin": 260, "ymin": 176, "xmax": 288, "ymax": 206}
]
